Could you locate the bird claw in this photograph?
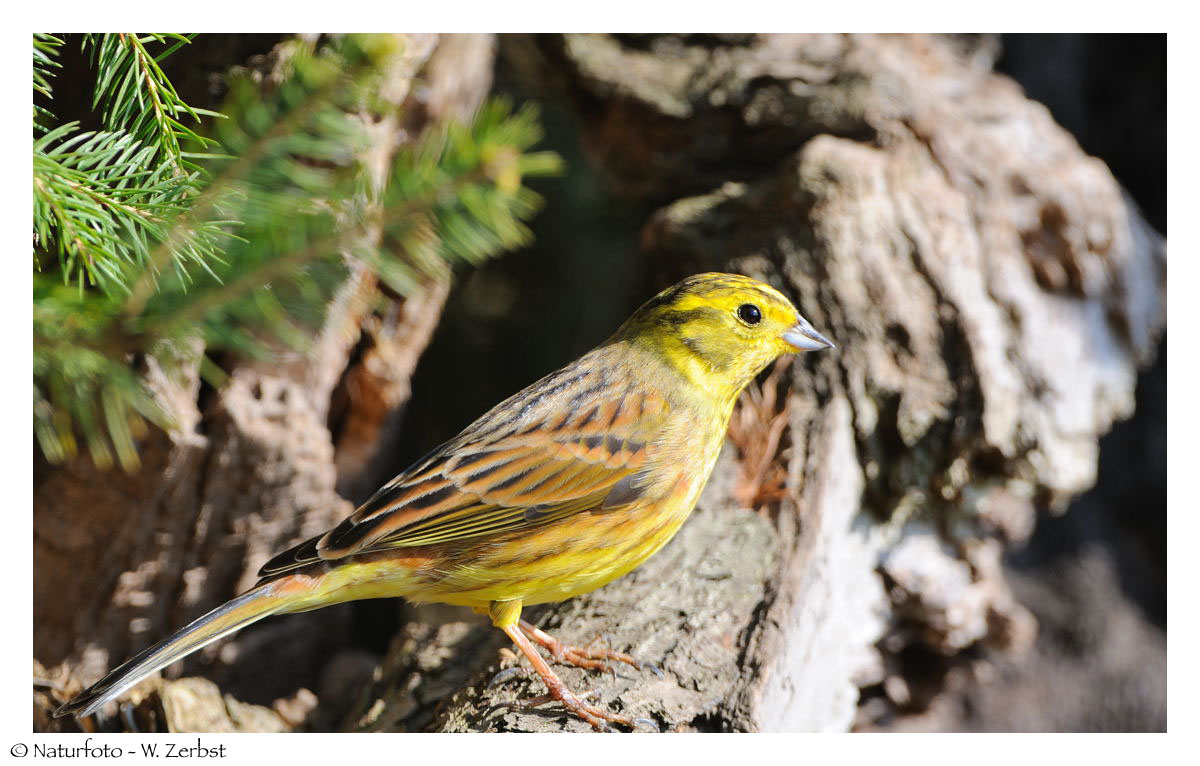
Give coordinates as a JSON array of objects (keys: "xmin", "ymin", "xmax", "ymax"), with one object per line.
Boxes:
[
  {"xmin": 503, "ymin": 621, "xmax": 661, "ymax": 732},
  {"xmin": 487, "ymin": 666, "xmax": 528, "ymax": 688},
  {"xmin": 518, "ymin": 621, "xmax": 656, "ymax": 677},
  {"xmin": 489, "ymin": 688, "xmax": 636, "ymax": 732},
  {"xmin": 489, "ymin": 693, "xmax": 550, "ymax": 713},
  {"xmin": 632, "ymin": 717, "xmax": 660, "ymax": 732}
]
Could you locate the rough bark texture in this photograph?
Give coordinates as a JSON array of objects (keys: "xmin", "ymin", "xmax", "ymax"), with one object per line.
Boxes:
[
  {"xmin": 357, "ymin": 33, "xmax": 1164, "ymax": 733},
  {"xmin": 34, "ymin": 33, "xmax": 496, "ymax": 733}
]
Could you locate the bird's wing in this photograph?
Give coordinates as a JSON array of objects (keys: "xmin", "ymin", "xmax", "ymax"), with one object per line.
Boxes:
[{"xmin": 258, "ymin": 366, "xmax": 668, "ymax": 577}]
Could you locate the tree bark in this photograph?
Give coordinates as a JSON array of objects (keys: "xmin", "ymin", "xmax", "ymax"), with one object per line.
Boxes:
[{"xmin": 357, "ymin": 33, "xmax": 1165, "ymax": 732}]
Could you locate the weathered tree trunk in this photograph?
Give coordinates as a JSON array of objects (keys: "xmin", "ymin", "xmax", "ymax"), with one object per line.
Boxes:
[
  {"xmin": 34, "ymin": 33, "xmax": 497, "ymax": 733},
  {"xmin": 347, "ymin": 34, "xmax": 1165, "ymax": 733}
]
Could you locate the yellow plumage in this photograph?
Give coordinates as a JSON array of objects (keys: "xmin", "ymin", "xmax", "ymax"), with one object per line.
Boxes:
[{"xmin": 56, "ymin": 272, "xmax": 833, "ymax": 730}]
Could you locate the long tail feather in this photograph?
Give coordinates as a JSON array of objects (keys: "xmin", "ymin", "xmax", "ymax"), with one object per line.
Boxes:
[{"xmin": 54, "ymin": 583, "xmax": 290, "ymax": 719}]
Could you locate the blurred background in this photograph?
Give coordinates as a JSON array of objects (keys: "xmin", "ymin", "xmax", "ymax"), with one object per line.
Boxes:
[{"xmin": 33, "ymin": 33, "xmax": 1165, "ymax": 732}]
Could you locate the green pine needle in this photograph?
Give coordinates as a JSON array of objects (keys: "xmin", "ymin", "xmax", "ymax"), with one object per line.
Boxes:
[{"xmin": 33, "ymin": 33, "xmax": 564, "ymax": 471}]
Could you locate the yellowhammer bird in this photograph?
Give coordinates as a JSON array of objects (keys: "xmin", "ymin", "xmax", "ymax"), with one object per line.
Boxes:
[{"xmin": 55, "ymin": 272, "xmax": 833, "ymax": 731}]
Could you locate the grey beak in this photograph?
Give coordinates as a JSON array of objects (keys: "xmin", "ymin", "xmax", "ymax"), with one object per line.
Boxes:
[{"xmin": 782, "ymin": 317, "xmax": 835, "ymax": 352}]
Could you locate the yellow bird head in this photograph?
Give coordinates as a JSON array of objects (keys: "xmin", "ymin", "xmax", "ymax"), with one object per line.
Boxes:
[{"xmin": 615, "ymin": 272, "xmax": 834, "ymax": 398}]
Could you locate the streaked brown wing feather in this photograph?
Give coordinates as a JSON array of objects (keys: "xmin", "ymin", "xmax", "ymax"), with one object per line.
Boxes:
[{"xmin": 258, "ymin": 360, "xmax": 666, "ymax": 578}]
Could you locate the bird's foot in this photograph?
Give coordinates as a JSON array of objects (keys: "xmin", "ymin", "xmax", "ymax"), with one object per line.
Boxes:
[
  {"xmin": 487, "ymin": 665, "xmax": 529, "ymax": 688},
  {"xmin": 518, "ymin": 620, "xmax": 648, "ymax": 675},
  {"xmin": 497, "ymin": 614, "xmax": 659, "ymax": 732},
  {"xmin": 499, "ymin": 686, "xmax": 657, "ymax": 732}
]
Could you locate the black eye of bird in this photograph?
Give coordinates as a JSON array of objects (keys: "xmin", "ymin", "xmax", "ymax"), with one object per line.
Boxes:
[{"xmin": 737, "ymin": 303, "xmax": 762, "ymax": 325}]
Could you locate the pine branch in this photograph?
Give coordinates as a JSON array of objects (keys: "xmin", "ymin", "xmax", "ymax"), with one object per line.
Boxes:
[
  {"xmin": 32, "ymin": 34, "xmax": 564, "ymax": 471},
  {"xmin": 33, "ymin": 278, "xmax": 162, "ymax": 470},
  {"xmin": 33, "ymin": 33, "xmax": 63, "ymax": 125},
  {"xmin": 122, "ymin": 37, "xmax": 369, "ymax": 318},
  {"xmin": 84, "ymin": 33, "xmax": 218, "ymax": 174},
  {"xmin": 33, "ymin": 125, "xmax": 232, "ymax": 294}
]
